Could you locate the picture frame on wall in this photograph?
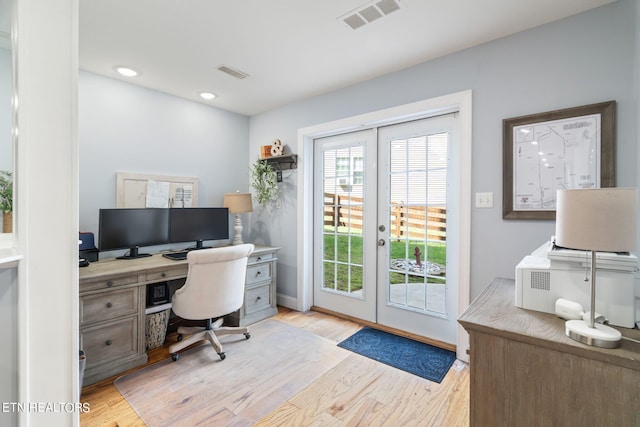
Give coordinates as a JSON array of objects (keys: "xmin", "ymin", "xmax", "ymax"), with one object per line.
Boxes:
[{"xmin": 502, "ymin": 100, "xmax": 615, "ymax": 220}]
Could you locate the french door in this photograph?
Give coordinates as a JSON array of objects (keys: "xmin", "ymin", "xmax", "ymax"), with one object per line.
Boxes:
[
  {"xmin": 313, "ymin": 114, "xmax": 459, "ymax": 344},
  {"xmin": 376, "ymin": 116, "xmax": 459, "ymax": 343},
  {"xmin": 313, "ymin": 129, "xmax": 377, "ymax": 322}
]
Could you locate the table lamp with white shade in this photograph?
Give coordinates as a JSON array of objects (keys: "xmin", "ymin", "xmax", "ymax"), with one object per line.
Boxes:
[
  {"xmin": 555, "ymin": 188, "xmax": 638, "ymax": 348},
  {"xmin": 223, "ymin": 192, "xmax": 253, "ymax": 245}
]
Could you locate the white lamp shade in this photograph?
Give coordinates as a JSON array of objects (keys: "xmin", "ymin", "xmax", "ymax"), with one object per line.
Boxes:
[
  {"xmin": 555, "ymin": 188, "xmax": 638, "ymax": 252},
  {"xmin": 223, "ymin": 193, "xmax": 253, "ymax": 214}
]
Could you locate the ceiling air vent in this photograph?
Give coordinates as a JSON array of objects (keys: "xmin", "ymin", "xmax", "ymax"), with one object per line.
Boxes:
[
  {"xmin": 340, "ymin": 0, "xmax": 404, "ymax": 30},
  {"xmin": 376, "ymin": 0, "xmax": 401, "ymax": 15},
  {"xmin": 217, "ymin": 65, "xmax": 249, "ymax": 80}
]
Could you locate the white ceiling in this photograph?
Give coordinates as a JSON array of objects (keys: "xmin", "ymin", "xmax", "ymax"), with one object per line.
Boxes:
[{"xmin": 79, "ymin": 0, "xmax": 616, "ymax": 116}]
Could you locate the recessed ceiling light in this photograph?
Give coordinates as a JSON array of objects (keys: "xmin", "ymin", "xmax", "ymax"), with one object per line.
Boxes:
[
  {"xmin": 199, "ymin": 92, "xmax": 217, "ymax": 100},
  {"xmin": 114, "ymin": 66, "xmax": 139, "ymax": 77}
]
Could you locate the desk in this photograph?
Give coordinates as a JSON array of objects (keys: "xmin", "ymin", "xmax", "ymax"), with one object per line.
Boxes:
[
  {"xmin": 458, "ymin": 277, "xmax": 640, "ymax": 426},
  {"xmin": 79, "ymin": 245, "xmax": 279, "ymax": 385}
]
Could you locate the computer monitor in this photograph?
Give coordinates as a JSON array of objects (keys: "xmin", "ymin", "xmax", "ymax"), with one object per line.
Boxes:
[
  {"xmin": 98, "ymin": 208, "xmax": 170, "ymax": 259},
  {"xmin": 169, "ymin": 207, "xmax": 229, "ymax": 249}
]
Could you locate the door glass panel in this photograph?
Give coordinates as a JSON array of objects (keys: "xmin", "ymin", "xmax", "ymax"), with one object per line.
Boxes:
[
  {"xmin": 387, "ymin": 133, "xmax": 448, "ymax": 315},
  {"xmin": 1, "ymin": 7, "xmax": 13, "ymax": 236},
  {"xmin": 322, "ymin": 145, "xmax": 365, "ymax": 297}
]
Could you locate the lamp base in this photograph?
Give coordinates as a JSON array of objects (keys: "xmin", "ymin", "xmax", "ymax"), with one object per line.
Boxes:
[
  {"xmin": 565, "ymin": 319, "xmax": 621, "ymax": 348},
  {"xmin": 231, "ymin": 214, "xmax": 244, "ymax": 245}
]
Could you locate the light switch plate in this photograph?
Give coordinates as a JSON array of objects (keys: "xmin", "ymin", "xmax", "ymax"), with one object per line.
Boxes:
[{"xmin": 475, "ymin": 192, "xmax": 493, "ymax": 208}]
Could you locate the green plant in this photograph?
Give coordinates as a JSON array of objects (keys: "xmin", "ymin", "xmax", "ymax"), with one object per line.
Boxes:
[
  {"xmin": 250, "ymin": 158, "xmax": 279, "ymax": 207},
  {"xmin": 0, "ymin": 170, "xmax": 12, "ymax": 213}
]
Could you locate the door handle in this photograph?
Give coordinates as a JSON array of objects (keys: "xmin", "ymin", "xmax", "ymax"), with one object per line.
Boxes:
[{"xmin": 378, "ymin": 239, "xmax": 386, "ymax": 246}]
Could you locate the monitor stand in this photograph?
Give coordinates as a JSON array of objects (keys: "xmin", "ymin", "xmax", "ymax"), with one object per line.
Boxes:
[
  {"xmin": 191, "ymin": 240, "xmax": 211, "ymax": 251},
  {"xmin": 117, "ymin": 246, "xmax": 152, "ymax": 260}
]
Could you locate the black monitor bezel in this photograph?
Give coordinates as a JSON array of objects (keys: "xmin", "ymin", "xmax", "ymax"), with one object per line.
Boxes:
[
  {"xmin": 98, "ymin": 208, "xmax": 170, "ymax": 259},
  {"xmin": 168, "ymin": 207, "xmax": 229, "ymax": 249}
]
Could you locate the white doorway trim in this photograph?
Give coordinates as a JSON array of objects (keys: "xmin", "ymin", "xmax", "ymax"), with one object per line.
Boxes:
[{"xmin": 296, "ymin": 90, "xmax": 472, "ymax": 362}]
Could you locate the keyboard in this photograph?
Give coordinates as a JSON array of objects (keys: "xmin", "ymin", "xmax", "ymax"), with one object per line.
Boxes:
[{"xmin": 163, "ymin": 251, "xmax": 188, "ymax": 261}]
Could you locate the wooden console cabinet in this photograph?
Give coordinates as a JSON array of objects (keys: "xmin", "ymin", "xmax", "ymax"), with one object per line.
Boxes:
[
  {"xmin": 458, "ymin": 277, "xmax": 640, "ymax": 427},
  {"xmin": 79, "ymin": 245, "xmax": 279, "ymax": 385}
]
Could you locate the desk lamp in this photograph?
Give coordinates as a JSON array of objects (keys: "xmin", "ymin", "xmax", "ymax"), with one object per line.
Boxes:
[
  {"xmin": 223, "ymin": 192, "xmax": 253, "ymax": 245},
  {"xmin": 555, "ymin": 188, "xmax": 638, "ymax": 348}
]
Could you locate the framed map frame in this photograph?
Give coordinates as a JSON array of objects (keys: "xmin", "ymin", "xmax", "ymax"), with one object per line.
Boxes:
[{"xmin": 503, "ymin": 101, "xmax": 615, "ymax": 220}]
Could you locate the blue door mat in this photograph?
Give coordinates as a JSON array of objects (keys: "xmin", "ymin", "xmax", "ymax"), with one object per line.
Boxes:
[{"xmin": 337, "ymin": 326, "xmax": 456, "ymax": 383}]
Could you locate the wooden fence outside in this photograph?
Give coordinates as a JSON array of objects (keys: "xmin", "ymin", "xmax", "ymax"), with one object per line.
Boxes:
[{"xmin": 323, "ymin": 192, "xmax": 446, "ymax": 241}]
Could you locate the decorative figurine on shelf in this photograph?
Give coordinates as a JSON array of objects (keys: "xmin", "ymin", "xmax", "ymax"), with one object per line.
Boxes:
[
  {"xmin": 270, "ymin": 138, "xmax": 284, "ymax": 157},
  {"xmin": 414, "ymin": 246, "xmax": 422, "ymax": 267}
]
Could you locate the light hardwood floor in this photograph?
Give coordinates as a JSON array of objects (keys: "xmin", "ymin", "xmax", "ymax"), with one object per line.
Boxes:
[{"xmin": 80, "ymin": 308, "xmax": 469, "ymax": 426}]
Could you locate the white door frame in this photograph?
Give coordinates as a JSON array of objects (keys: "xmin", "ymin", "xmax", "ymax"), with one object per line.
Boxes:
[{"xmin": 296, "ymin": 90, "xmax": 472, "ymax": 362}]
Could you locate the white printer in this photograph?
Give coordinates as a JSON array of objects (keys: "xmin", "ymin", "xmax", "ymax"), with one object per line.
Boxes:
[{"xmin": 515, "ymin": 240, "xmax": 638, "ymax": 328}]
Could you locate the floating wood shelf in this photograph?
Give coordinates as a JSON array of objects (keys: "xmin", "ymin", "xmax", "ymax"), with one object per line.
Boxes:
[{"xmin": 263, "ymin": 154, "xmax": 298, "ymax": 170}]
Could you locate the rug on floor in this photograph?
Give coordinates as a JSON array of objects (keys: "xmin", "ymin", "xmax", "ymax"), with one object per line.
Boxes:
[
  {"xmin": 337, "ymin": 326, "xmax": 456, "ymax": 383},
  {"xmin": 114, "ymin": 319, "xmax": 349, "ymax": 427}
]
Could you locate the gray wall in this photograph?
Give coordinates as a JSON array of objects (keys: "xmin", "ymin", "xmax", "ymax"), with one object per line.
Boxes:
[
  {"xmin": 249, "ymin": 0, "xmax": 638, "ymax": 300},
  {"xmin": 636, "ymin": 0, "xmax": 640, "ymax": 245},
  {"xmin": 0, "ymin": 267, "xmax": 17, "ymax": 427},
  {"xmin": 79, "ymin": 71, "xmax": 251, "ymax": 254}
]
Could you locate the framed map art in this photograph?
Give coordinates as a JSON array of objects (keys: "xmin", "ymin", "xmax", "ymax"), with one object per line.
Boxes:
[{"xmin": 502, "ymin": 101, "xmax": 615, "ymax": 220}]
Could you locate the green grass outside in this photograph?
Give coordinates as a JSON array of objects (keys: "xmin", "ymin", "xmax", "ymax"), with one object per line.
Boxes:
[{"xmin": 323, "ymin": 232, "xmax": 446, "ymax": 292}]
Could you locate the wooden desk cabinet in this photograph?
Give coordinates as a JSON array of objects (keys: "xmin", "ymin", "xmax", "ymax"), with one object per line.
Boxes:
[
  {"xmin": 458, "ymin": 277, "xmax": 640, "ymax": 427},
  {"xmin": 79, "ymin": 256, "xmax": 188, "ymax": 385},
  {"xmin": 79, "ymin": 245, "xmax": 279, "ymax": 385},
  {"xmin": 227, "ymin": 246, "xmax": 279, "ymax": 326}
]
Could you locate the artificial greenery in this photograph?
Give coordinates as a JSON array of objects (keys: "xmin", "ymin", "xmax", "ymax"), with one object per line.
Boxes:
[
  {"xmin": 0, "ymin": 170, "xmax": 12, "ymax": 213},
  {"xmin": 249, "ymin": 158, "xmax": 279, "ymax": 207}
]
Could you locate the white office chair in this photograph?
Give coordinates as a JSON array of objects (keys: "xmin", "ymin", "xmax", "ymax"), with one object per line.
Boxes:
[{"xmin": 169, "ymin": 244, "xmax": 254, "ymax": 361}]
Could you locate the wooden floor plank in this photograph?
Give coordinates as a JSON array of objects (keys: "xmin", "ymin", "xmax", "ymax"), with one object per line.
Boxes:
[
  {"xmin": 80, "ymin": 307, "xmax": 469, "ymax": 426},
  {"xmin": 264, "ymin": 353, "xmax": 466, "ymax": 426}
]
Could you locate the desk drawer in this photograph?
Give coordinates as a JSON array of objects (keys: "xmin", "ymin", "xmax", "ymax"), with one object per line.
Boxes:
[
  {"xmin": 249, "ymin": 252, "xmax": 274, "ymax": 264},
  {"xmin": 81, "ymin": 316, "xmax": 138, "ymax": 367},
  {"xmin": 80, "ymin": 287, "xmax": 139, "ymax": 326},
  {"xmin": 147, "ymin": 265, "xmax": 188, "ymax": 282},
  {"xmin": 245, "ymin": 283, "xmax": 271, "ymax": 315},
  {"xmin": 246, "ymin": 263, "xmax": 271, "ymax": 285},
  {"xmin": 81, "ymin": 274, "xmax": 139, "ymax": 293}
]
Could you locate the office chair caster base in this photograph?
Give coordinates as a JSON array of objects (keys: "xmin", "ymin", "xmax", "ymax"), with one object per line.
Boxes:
[
  {"xmin": 218, "ymin": 352, "xmax": 226, "ymax": 360},
  {"xmin": 171, "ymin": 353, "xmax": 180, "ymax": 362},
  {"xmin": 244, "ymin": 332, "xmax": 251, "ymax": 339}
]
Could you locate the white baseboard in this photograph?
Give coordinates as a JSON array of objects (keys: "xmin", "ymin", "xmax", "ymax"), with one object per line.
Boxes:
[{"xmin": 276, "ymin": 293, "xmax": 297, "ymax": 310}]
